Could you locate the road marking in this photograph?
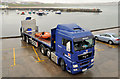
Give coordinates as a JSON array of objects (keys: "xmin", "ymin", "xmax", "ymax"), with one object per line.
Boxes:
[
  {"xmin": 21, "ymin": 46, "xmax": 32, "ymax": 48},
  {"xmin": 11, "ymin": 48, "xmax": 16, "ymax": 67},
  {"xmin": 96, "ymin": 41, "xmax": 118, "ymax": 48},
  {"xmin": 32, "ymin": 46, "xmax": 44, "ymax": 62},
  {"xmin": 0, "ymin": 48, "xmax": 13, "ymax": 51},
  {"xmin": 95, "ymin": 47, "xmax": 104, "ymax": 52},
  {"xmin": 0, "ymin": 46, "xmax": 32, "ymax": 51}
]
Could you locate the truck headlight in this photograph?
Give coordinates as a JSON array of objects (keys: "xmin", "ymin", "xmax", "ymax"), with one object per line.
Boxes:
[
  {"xmin": 73, "ymin": 64, "xmax": 78, "ymax": 68},
  {"xmin": 91, "ymin": 59, "xmax": 94, "ymax": 62},
  {"xmin": 91, "ymin": 63, "xmax": 94, "ymax": 66},
  {"xmin": 73, "ymin": 69, "xmax": 78, "ymax": 71}
]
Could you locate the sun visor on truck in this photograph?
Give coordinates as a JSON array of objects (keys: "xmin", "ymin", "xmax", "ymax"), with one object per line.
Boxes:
[{"xmin": 73, "ymin": 35, "xmax": 94, "ymax": 42}]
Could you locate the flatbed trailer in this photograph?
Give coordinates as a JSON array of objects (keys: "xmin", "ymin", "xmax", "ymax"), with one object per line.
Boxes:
[
  {"xmin": 23, "ymin": 32, "xmax": 51, "ymax": 47},
  {"xmin": 21, "ymin": 19, "xmax": 95, "ymax": 74}
]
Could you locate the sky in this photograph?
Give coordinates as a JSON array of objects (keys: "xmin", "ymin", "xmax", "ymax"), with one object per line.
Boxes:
[{"xmin": 2, "ymin": 0, "xmax": 120, "ymax": 3}]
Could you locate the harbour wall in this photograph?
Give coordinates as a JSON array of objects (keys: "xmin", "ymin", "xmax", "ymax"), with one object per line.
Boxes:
[{"xmin": 2, "ymin": 7, "xmax": 102, "ymax": 12}]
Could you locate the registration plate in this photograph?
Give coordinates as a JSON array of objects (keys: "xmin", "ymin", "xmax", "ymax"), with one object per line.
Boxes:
[{"xmin": 82, "ymin": 68, "xmax": 87, "ymax": 72}]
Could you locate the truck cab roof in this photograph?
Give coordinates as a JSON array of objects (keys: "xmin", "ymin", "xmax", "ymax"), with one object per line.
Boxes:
[
  {"xmin": 56, "ymin": 24, "xmax": 93, "ymax": 41},
  {"xmin": 57, "ymin": 24, "xmax": 84, "ymax": 32}
]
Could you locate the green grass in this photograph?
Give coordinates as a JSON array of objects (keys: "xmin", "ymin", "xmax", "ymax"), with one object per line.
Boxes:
[{"xmin": 7, "ymin": 3, "xmax": 60, "ymax": 7}]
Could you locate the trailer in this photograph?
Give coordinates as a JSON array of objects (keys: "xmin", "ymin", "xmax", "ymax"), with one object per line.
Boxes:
[{"xmin": 20, "ymin": 19, "xmax": 95, "ymax": 74}]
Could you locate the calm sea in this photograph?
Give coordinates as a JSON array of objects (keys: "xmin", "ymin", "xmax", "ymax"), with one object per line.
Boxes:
[{"xmin": 0, "ymin": 4, "xmax": 118, "ymax": 37}]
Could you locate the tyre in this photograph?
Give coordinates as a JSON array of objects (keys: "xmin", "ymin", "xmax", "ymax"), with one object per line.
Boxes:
[
  {"xmin": 20, "ymin": 27, "xmax": 22, "ymax": 36},
  {"xmin": 40, "ymin": 44, "xmax": 46, "ymax": 55},
  {"xmin": 22, "ymin": 35, "xmax": 25, "ymax": 41},
  {"xmin": 26, "ymin": 36, "xmax": 29, "ymax": 44},
  {"xmin": 46, "ymin": 48, "xmax": 51, "ymax": 59},
  {"xmin": 108, "ymin": 40, "xmax": 113, "ymax": 45},
  {"xmin": 95, "ymin": 36, "xmax": 99, "ymax": 40},
  {"xmin": 60, "ymin": 59, "xmax": 66, "ymax": 71}
]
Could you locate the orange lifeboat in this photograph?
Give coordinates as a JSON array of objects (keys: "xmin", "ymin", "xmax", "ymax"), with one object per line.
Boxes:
[{"xmin": 35, "ymin": 32, "xmax": 51, "ymax": 39}]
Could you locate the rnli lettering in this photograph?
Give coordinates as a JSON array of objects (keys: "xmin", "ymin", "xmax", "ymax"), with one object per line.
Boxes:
[{"xmin": 29, "ymin": 38, "xmax": 38, "ymax": 47}]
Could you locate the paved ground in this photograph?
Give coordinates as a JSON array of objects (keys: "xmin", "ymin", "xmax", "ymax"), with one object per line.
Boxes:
[{"xmin": 1, "ymin": 28, "xmax": 119, "ymax": 77}]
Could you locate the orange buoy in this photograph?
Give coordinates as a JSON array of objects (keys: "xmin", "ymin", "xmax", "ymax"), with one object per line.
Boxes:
[{"xmin": 35, "ymin": 32, "xmax": 51, "ymax": 39}]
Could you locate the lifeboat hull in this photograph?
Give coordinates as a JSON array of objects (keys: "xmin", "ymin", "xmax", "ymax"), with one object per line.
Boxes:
[{"xmin": 35, "ymin": 32, "xmax": 51, "ymax": 39}]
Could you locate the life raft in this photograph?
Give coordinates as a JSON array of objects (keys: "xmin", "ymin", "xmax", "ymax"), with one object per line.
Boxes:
[{"xmin": 35, "ymin": 32, "xmax": 51, "ymax": 39}]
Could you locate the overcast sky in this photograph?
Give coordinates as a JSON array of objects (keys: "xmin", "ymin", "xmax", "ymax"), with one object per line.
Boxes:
[{"xmin": 2, "ymin": 0, "xmax": 120, "ymax": 3}]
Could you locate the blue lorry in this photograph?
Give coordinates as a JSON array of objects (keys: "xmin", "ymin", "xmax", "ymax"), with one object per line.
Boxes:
[{"xmin": 20, "ymin": 19, "xmax": 95, "ymax": 74}]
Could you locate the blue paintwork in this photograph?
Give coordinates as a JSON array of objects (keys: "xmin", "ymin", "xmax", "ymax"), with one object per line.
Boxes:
[
  {"xmin": 27, "ymin": 28, "xmax": 32, "ymax": 31},
  {"xmin": 26, "ymin": 17, "xmax": 31, "ymax": 20},
  {"xmin": 56, "ymin": 24, "xmax": 93, "ymax": 39},
  {"xmin": 51, "ymin": 23, "xmax": 95, "ymax": 74}
]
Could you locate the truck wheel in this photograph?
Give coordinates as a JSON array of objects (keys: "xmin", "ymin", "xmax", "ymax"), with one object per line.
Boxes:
[
  {"xmin": 22, "ymin": 35, "xmax": 25, "ymax": 41},
  {"xmin": 40, "ymin": 44, "xmax": 46, "ymax": 56},
  {"xmin": 60, "ymin": 59, "xmax": 66, "ymax": 71},
  {"xmin": 46, "ymin": 48, "xmax": 51, "ymax": 59},
  {"xmin": 26, "ymin": 36, "xmax": 29, "ymax": 44}
]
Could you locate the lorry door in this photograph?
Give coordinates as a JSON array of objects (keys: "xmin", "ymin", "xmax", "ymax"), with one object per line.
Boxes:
[{"xmin": 62, "ymin": 38, "xmax": 72, "ymax": 59}]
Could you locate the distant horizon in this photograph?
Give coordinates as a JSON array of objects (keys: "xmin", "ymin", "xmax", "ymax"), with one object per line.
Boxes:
[{"xmin": 1, "ymin": 0, "xmax": 119, "ymax": 4}]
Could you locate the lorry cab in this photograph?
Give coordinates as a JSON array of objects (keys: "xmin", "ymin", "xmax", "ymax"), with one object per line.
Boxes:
[{"xmin": 52, "ymin": 24, "xmax": 95, "ymax": 74}]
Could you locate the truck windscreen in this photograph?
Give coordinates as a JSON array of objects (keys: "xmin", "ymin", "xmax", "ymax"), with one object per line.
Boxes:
[{"xmin": 74, "ymin": 39, "xmax": 93, "ymax": 51}]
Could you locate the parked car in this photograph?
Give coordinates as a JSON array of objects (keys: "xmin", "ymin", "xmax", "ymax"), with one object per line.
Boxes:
[{"xmin": 94, "ymin": 33, "xmax": 120, "ymax": 45}]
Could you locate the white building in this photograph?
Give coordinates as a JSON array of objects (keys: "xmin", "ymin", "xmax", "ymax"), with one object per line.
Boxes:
[{"xmin": 0, "ymin": 5, "xmax": 9, "ymax": 8}]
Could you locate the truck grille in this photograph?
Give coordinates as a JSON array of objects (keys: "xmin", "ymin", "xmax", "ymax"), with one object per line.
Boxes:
[
  {"xmin": 80, "ymin": 61, "xmax": 89, "ymax": 66},
  {"xmin": 78, "ymin": 52, "xmax": 92, "ymax": 60},
  {"xmin": 82, "ymin": 65, "xmax": 88, "ymax": 69}
]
